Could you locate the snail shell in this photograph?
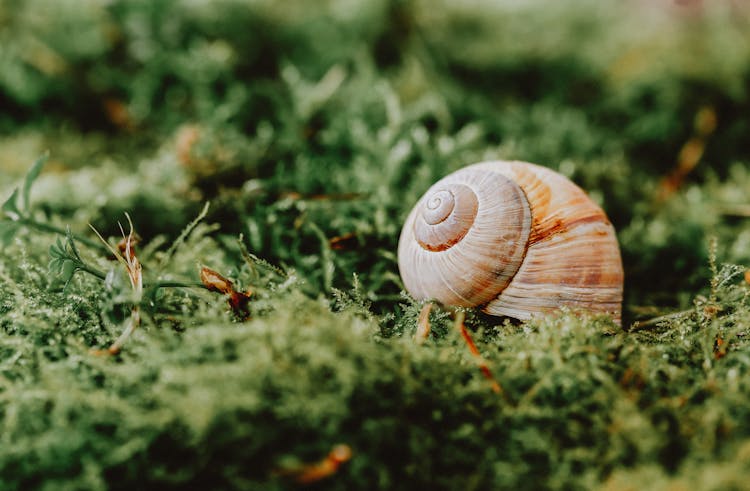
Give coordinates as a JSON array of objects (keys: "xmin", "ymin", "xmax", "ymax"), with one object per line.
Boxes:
[{"xmin": 397, "ymin": 160, "xmax": 624, "ymax": 324}]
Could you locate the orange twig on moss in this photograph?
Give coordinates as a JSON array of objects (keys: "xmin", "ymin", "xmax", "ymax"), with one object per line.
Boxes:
[
  {"xmin": 200, "ymin": 266, "xmax": 252, "ymax": 319},
  {"xmin": 275, "ymin": 444, "xmax": 353, "ymax": 485},
  {"xmin": 657, "ymin": 105, "xmax": 717, "ymax": 201},
  {"xmin": 90, "ymin": 214, "xmax": 143, "ymax": 355},
  {"xmin": 329, "ymin": 232, "xmax": 358, "ymax": 251},
  {"xmin": 454, "ymin": 311, "xmax": 503, "ymax": 395},
  {"xmin": 415, "ymin": 302, "xmax": 433, "ymax": 344}
]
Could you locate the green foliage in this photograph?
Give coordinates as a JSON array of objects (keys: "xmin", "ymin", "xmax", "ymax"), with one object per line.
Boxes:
[
  {"xmin": 1, "ymin": 152, "xmax": 47, "ymax": 245},
  {"xmin": 1, "ymin": 0, "xmax": 750, "ymax": 489}
]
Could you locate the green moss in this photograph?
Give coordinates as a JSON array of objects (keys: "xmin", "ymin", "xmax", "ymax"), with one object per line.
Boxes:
[{"xmin": 2, "ymin": 0, "xmax": 750, "ymax": 489}]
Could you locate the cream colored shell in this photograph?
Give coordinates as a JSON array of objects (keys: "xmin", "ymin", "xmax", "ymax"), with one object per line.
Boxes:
[{"xmin": 397, "ymin": 160, "xmax": 624, "ymax": 324}]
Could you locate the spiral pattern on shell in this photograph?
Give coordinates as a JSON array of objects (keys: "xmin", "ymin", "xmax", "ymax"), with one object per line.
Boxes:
[
  {"xmin": 397, "ymin": 160, "xmax": 624, "ymax": 324},
  {"xmin": 399, "ymin": 168, "xmax": 531, "ymax": 307},
  {"xmin": 413, "ymin": 185, "xmax": 478, "ymax": 252}
]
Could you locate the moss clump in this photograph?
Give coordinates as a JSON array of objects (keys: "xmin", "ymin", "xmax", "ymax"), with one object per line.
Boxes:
[{"xmin": 2, "ymin": 0, "xmax": 750, "ymax": 489}]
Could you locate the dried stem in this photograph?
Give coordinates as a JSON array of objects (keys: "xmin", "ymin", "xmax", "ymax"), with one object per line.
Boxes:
[
  {"xmin": 629, "ymin": 309, "xmax": 694, "ymax": 331},
  {"xmin": 656, "ymin": 105, "xmax": 717, "ymax": 202},
  {"xmin": 18, "ymin": 217, "xmax": 105, "ymax": 251},
  {"xmin": 415, "ymin": 302, "xmax": 433, "ymax": 344},
  {"xmin": 454, "ymin": 311, "xmax": 503, "ymax": 396},
  {"xmin": 90, "ymin": 215, "xmax": 144, "ymax": 355},
  {"xmin": 274, "ymin": 444, "xmax": 353, "ymax": 485}
]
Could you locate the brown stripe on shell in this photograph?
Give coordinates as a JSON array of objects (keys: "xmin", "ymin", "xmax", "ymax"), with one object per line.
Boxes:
[
  {"xmin": 398, "ymin": 160, "xmax": 623, "ymax": 325},
  {"xmin": 476, "ymin": 161, "xmax": 623, "ymax": 324},
  {"xmin": 527, "ymin": 212, "xmax": 610, "ymax": 246}
]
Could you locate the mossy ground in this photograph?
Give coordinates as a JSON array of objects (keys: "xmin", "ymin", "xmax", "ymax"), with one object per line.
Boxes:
[{"xmin": 2, "ymin": 1, "xmax": 750, "ymax": 489}]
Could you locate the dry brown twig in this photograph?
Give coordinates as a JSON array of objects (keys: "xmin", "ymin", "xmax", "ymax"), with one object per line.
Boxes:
[
  {"xmin": 413, "ymin": 304, "xmax": 503, "ymax": 395},
  {"xmin": 328, "ymin": 232, "xmax": 358, "ymax": 251},
  {"xmin": 656, "ymin": 105, "xmax": 717, "ymax": 202},
  {"xmin": 414, "ymin": 302, "xmax": 433, "ymax": 344},
  {"xmin": 199, "ymin": 266, "xmax": 252, "ymax": 319},
  {"xmin": 274, "ymin": 444, "xmax": 353, "ymax": 485},
  {"xmin": 454, "ymin": 310, "xmax": 504, "ymax": 395},
  {"xmin": 90, "ymin": 214, "xmax": 143, "ymax": 355}
]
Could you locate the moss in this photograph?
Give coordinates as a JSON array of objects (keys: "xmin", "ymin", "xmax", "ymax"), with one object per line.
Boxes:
[{"xmin": 2, "ymin": 0, "xmax": 750, "ymax": 489}]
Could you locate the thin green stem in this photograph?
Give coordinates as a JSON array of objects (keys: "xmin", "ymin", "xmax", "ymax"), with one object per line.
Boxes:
[
  {"xmin": 18, "ymin": 217, "xmax": 104, "ymax": 251},
  {"xmin": 78, "ymin": 263, "xmax": 107, "ymax": 281},
  {"xmin": 75, "ymin": 265, "xmax": 206, "ymax": 291},
  {"xmin": 146, "ymin": 280, "xmax": 207, "ymax": 290},
  {"xmin": 629, "ymin": 309, "xmax": 694, "ymax": 331}
]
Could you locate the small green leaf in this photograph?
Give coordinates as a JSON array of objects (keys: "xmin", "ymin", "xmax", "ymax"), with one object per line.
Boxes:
[
  {"xmin": 1, "ymin": 188, "xmax": 21, "ymax": 219},
  {"xmin": 22, "ymin": 152, "xmax": 49, "ymax": 212},
  {"xmin": 49, "ymin": 238, "xmax": 65, "ymax": 259},
  {"xmin": 66, "ymin": 226, "xmax": 82, "ymax": 261},
  {"xmin": 0, "ymin": 221, "xmax": 20, "ymax": 246},
  {"xmin": 48, "ymin": 257, "xmax": 64, "ymax": 274},
  {"xmin": 60, "ymin": 259, "xmax": 77, "ymax": 283}
]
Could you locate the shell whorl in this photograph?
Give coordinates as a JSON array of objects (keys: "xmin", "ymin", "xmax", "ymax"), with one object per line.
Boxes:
[
  {"xmin": 397, "ymin": 160, "xmax": 624, "ymax": 324},
  {"xmin": 414, "ymin": 185, "xmax": 478, "ymax": 252},
  {"xmin": 398, "ymin": 167, "xmax": 532, "ymax": 307}
]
